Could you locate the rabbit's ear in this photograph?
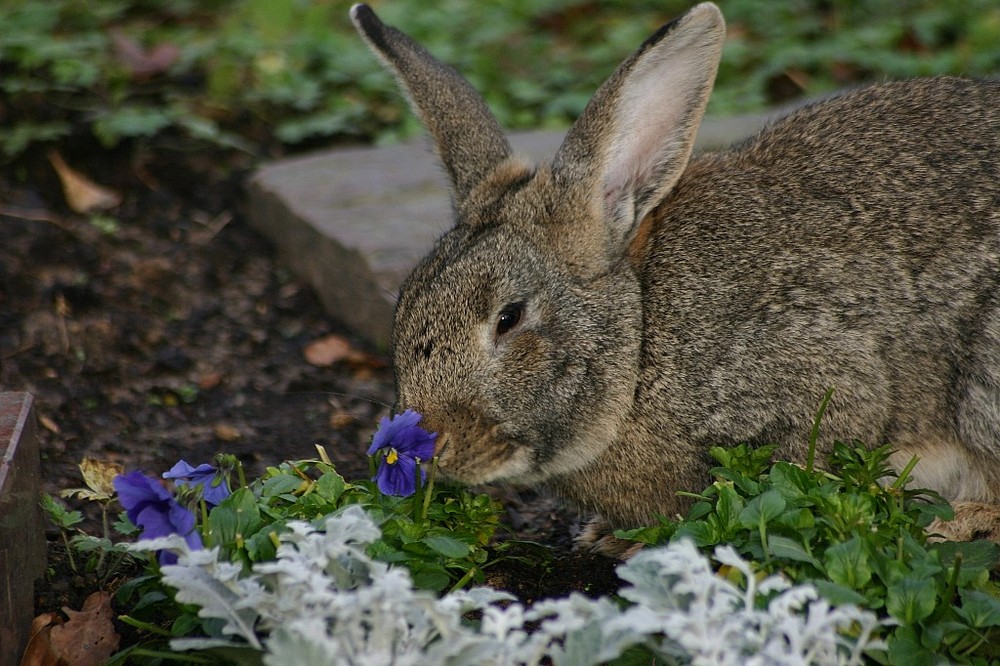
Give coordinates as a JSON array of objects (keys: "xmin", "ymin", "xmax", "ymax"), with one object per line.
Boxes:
[
  {"xmin": 553, "ymin": 3, "xmax": 724, "ymax": 252},
  {"xmin": 351, "ymin": 4, "xmax": 512, "ymax": 209}
]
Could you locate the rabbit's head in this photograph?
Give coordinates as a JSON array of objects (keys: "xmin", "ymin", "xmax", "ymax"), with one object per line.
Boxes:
[{"xmin": 351, "ymin": 3, "xmax": 725, "ymax": 485}]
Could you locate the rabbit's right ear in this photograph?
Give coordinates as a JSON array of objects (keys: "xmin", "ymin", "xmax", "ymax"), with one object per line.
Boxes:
[
  {"xmin": 351, "ymin": 4, "xmax": 512, "ymax": 211},
  {"xmin": 553, "ymin": 3, "xmax": 725, "ymax": 255}
]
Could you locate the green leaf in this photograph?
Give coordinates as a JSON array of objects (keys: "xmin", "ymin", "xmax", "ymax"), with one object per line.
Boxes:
[
  {"xmin": 823, "ymin": 536, "xmax": 872, "ymax": 589},
  {"xmin": 931, "ymin": 540, "xmax": 1000, "ymax": 578},
  {"xmin": 207, "ymin": 488, "xmax": 263, "ymax": 551},
  {"xmin": 886, "ymin": 625, "xmax": 951, "ymax": 666},
  {"xmin": 738, "ymin": 490, "xmax": 786, "ymax": 529},
  {"xmin": 91, "ymin": 106, "xmax": 173, "ymax": 148},
  {"xmin": 0, "ymin": 120, "xmax": 71, "ymax": 157},
  {"xmin": 40, "ymin": 494, "xmax": 83, "ymax": 529},
  {"xmin": 715, "ymin": 484, "xmax": 745, "ymax": 533},
  {"xmin": 685, "ymin": 501, "xmax": 713, "ymax": 522},
  {"xmin": 767, "ymin": 534, "xmax": 821, "ymax": 569},
  {"xmin": 773, "ymin": 507, "xmax": 815, "ymax": 531},
  {"xmin": 422, "ymin": 535, "xmax": 471, "ymax": 559},
  {"xmin": 956, "ymin": 589, "xmax": 1000, "ymax": 628},
  {"xmin": 313, "ymin": 471, "xmax": 347, "ymax": 503},
  {"xmin": 767, "ymin": 461, "xmax": 815, "ymax": 500},
  {"xmin": 673, "ymin": 520, "xmax": 719, "ymax": 548},
  {"xmin": 244, "ymin": 528, "xmax": 279, "ymax": 563},
  {"xmin": 411, "ymin": 565, "xmax": 451, "ymax": 592},
  {"xmin": 886, "ymin": 576, "xmax": 937, "ymax": 624},
  {"xmin": 812, "ymin": 580, "xmax": 869, "ymax": 607},
  {"xmin": 261, "ymin": 475, "xmax": 304, "ymax": 498}
]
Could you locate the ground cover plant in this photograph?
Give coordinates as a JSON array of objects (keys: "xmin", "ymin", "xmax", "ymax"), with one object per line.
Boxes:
[
  {"xmin": 5, "ymin": 0, "xmax": 1000, "ymax": 663},
  {"xmin": 36, "ymin": 410, "xmax": 1000, "ymax": 664},
  {"xmin": 2, "ymin": 0, "xmax": 999, "ymax": 161}
]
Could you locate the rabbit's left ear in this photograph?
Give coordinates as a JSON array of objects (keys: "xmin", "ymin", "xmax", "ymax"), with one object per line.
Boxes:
[
  {"xmin": 553, "ymin": 3, "xmax": 725, "ymax": 252},
  {"xmin": 351, "ymin": 4, "xmax": 512, "ymax": 210}
]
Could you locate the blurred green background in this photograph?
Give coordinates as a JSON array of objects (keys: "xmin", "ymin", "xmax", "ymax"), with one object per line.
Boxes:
[{"xmin": 1, "ymin": 0, "xmax": 998, "ymax": 163}]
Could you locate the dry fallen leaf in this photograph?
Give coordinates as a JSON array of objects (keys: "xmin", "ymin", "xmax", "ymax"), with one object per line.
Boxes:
[
  {"xmin": 197, "ymin": 372, "xmax": 225, "ymax": 390},
  {"xmin": 329, "ymin": 410, "xmax": 356, "ymax": 429},
  {"xmin": 76, "ymin": 458, "xmax": 124, "ymax": 500},
  {"xmin": 303, "ymin": 334, "xmax": 354, "ymax": 366},
  {"xmin": 214, "ymin": 423, "xmax": 242, "ymax": 442},
  {"xmin": 37, "ymin": 413, "xmax": 61, "ymax": 435},
  {"xmin": 20, "ymin": 612, "xmax": 60, "ymax": 666},
  {"xmin": 48, "ymin": 151, "xmax": 122, "ymax": 214},
  {"xmin": 20, "ymin": 593, "xmax": 119, "ymax": 666},
  {"xmin": 51, "ymin": 592, "xmax": 120, "ymax": 666}
]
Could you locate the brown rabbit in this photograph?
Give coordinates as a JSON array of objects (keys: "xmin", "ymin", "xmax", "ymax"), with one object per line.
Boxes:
[{"xmin": 350, "ymin": 3, "xmax": 1000, "ymax": 543}]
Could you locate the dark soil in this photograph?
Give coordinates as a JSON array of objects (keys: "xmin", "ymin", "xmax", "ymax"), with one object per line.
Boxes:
[{"xmin": 0, "ymin": 142, "xmax": 621, "ymax": 641}]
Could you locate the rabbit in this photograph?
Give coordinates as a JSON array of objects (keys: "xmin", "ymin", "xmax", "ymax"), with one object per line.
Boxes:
[{"xmin": 350, "ymin": 3, "xmax": 1000, "ymax": 547}]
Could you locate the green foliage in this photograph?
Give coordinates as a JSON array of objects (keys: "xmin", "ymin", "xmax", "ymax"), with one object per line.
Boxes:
[
  {"xmin": 41, "ymin": 493, "xmax": 84, "ymax": 531},
  {"xmin": 115, "ymin": 457, "xmax": 503, "ymax": 655},
  {"xmin": 618, "ymin": 441, "xmax": 1000, "ymax": 663},
  {"xmin": 41, "ymin": 493, "xmax": 138, "ymax": 582},
  {"xmin": 2, "ymin": 0, "xmax": 998, "ymax": 160},
  {"xmin": 201, "ymin": 459, "xmax": 502, "ymax": 591}
]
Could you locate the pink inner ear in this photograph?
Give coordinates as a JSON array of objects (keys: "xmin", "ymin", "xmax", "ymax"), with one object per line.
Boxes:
[{"xmin": 598, "ymin": 11, "xmax": 723, "ymax": 229}]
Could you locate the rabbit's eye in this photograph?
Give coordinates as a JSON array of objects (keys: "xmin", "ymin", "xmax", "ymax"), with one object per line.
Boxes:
[{"xmin": 495, "ymin": 301, "xmax": 525, "ymax": 338}]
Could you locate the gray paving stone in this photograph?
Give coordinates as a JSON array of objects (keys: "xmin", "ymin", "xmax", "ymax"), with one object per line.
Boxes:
[{"xmin": 247, "ymin": 113, "xmax": 776, "ymax": 349}]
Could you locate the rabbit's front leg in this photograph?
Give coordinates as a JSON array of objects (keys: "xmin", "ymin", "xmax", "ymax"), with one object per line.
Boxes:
[{"xmin": 576, "ymin": 516, "xmax": 646, "ymax": 559}]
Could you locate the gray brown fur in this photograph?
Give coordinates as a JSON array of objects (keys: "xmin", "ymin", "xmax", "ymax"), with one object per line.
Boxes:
[{"xmin": 351, "ymin": 3, "xmax": 1000, "ymax": 533}]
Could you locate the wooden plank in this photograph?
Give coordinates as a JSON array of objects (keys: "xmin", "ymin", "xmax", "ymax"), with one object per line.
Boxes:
[{"xmin": 0, "ymin": 392, "xmax": 44, "ymax": 666}]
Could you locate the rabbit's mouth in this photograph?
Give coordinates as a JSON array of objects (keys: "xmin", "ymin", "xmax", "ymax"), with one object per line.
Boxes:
[{"xmin": 429, "ymin": 424, "xmax": 540, "ymax": 485}]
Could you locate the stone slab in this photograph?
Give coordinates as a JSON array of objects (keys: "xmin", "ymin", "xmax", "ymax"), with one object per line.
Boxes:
[
  {"xmin": 0, "ymin": 392, "xmax": 44, "ymax": 666},
  {"xmin": 247, "ymin": 112, "xmax": 777, "ymax": 349}
]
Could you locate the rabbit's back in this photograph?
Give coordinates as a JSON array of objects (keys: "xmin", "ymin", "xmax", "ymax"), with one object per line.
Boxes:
[{"xmin": 640, "ymin": 77, "xmax": 1000, "ymax": 499}]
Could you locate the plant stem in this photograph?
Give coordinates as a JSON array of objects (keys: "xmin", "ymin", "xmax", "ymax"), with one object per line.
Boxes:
[
  {"xmin": 236, "ymin": 459, "xmax": 247, "ymax": 489},
  {"xmin": 96, "ymin": 502, "xmax": 110, "ymax": 573},
  {"xmin": 806, "ymin": 388, "xmax": 834, "ymax": 473},
  {"xmin": 421, "ymin": 456, "xmax": 439, "ymax": 523},
  {"xmin": 412, "ymin": 460, "xmax": 425, "ymax": 524},
  {"xmin": 449, "ymin": 566, "xmax": 478, "ymax": 593},
  {"xmin": 118, "ymin": 614, "xmax": 174, "ymax": 636},
  {"xmin": 891, "ymin": 455, "xmax": 920, "ymax": 491},
  {"xmin": 61, "ymin": 530, "xmax": 78, "ymax": 573},
  {"xmin": 928, "ymin": 551, "xmax": 962, "ymax": 624}
]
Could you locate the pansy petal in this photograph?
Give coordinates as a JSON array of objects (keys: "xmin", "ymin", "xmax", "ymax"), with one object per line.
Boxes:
[
  {"xmin": 163, "ymin": 461, "xmax": 218, "ymax": 482},
  {"xmin": 114, "ymin": 472, "xmax": 172, "ymax": 523},
  {"xmin": 163, "ymin": 461, "xmax": 231, "ymax": 506},
  {"xmin": 403, "ymin": 429, "xmax": 437, "ymax": 461},
  {"xmin": 199, "ymin": 478, "xmax": 232, "ymax": 506},
  {"xmin": 162, "ymin": 460, "xmax": 198, "ymax": 479},
  {"xmin": 368, "ymin": 415, "xmax": 394, "ymax": 454},
  {"xmin": 168, "ymin": 501, "xmax": 197, "ymax": 536},
  {"xmin": 134, "ymin": 504, "xmax": 175, "ymax": 540},
  {"xmin": 375, "ymin": 454, "xmax": 418, "ymax": 496}
]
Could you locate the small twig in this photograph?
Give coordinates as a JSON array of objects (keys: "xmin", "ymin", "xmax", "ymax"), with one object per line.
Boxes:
[
  {"xmin": 54, "ymin": 293, "xmax": 71, "ymax": 355},
  {"xmin": 190, "ymin": 211, "xmax": 234, "ymax": 245},
  {"xmin": 1, "ymin": 341, "xmax": 35, "ymax": 362},
  {"xmin": 0, "ymin": 205, "xmax": 75, "ymax": 231}
]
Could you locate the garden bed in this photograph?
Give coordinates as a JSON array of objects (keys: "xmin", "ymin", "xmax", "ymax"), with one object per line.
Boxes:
[{"xmin": 1, "ymin": 146, "xmax": 621, "ymax": 659}]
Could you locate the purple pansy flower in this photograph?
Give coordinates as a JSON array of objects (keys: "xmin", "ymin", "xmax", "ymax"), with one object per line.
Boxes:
[
  {"xmin": 367, "ymin": 409, "xmax": 437, "ymax": 496},
  {"xmin": 113, "ymin": 471, "xmax": 202, "ymax": 565},
  {"xmin": 162, "ymin": 460, "xmax": 231, "ymax": 506}
]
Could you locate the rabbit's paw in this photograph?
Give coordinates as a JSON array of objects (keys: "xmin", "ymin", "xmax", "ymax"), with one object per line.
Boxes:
[
  {"xmin": 928, "ymin": 501, "xmax": 1000, "ymax": 543},
  {"xmin": 576, "ymin": 517, "xmax": 645, "ymax": 559}
]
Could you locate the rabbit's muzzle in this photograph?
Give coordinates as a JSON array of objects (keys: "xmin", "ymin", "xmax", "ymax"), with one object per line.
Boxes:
[{"xmin": 419, "ymin": 406, "xmax": 537, "ymax": 485}]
